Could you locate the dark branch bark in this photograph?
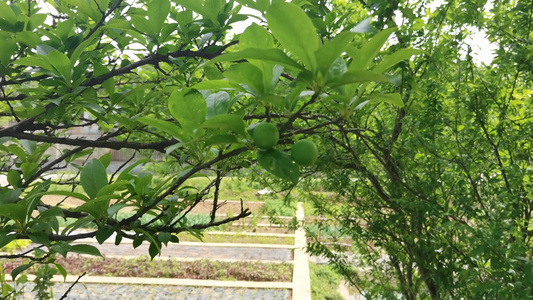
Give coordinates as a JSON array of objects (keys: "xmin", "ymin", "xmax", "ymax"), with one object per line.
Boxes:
[{"xmin": 0, "ymin": 132, "xmax": 176, "ymax": 152}]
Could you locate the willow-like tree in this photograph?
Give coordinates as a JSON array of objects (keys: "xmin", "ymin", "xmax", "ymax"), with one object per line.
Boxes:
[{"xmin": 303, "ymin": 0, "xmax": 533, "ymax": 299}]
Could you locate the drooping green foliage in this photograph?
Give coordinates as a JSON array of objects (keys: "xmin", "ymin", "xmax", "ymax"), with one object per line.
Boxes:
[{"xmin": 302, "ymin": 0, "xmax": 533, "ymax": 299}]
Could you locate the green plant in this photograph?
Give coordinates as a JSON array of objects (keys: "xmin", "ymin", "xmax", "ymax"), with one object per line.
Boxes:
[
  {"xmin": 2, "ymin": 256, "xmax": 293, "ymax": 282},
  {"xmin": 261, "ymin": 199, "xmax": 298, "ymax": 217},
  {"xmin": 0, "ymin": 240, "xmax": 31, "ymax": 253},
  {"xmin": 309, "ymin": 263, "xmax": 344, "ymax": 300},
  {"xmin": 32, "ymin": 264, "xmax": 58, "ymax": 300},
  {"xmin": 5, "ymin": 0, "xmax": 527, "ymax": 298},
  {"xmin": 0, "ymin": 265, "xmax": 27, "ymax": 299}
]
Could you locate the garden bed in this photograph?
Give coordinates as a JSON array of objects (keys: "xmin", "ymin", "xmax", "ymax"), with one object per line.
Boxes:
[
  {"xmin": 179, "ymin": 232, "xmax": 294, "ymax": 245},
  {"xmin": 2, "ymin": 256, "xmax": 293, "ymax": 282}
]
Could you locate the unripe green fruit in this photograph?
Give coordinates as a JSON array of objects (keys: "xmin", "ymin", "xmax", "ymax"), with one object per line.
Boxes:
[
  {"xmin": 291, "ymin": 139, "xmax": 318, "ymax": 166},
  {"xmin": 252, "ymin": 123, "xmax": 279, "ymax": 149}
]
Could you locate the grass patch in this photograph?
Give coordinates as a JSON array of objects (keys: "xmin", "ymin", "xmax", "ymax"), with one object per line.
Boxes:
[
  {"xmin": 260, "ymin": 198, "xmax": 297, "ymax": 217},
  {"xmin": 57, "ymin": 213, "xmax": 216, "ymax": 230},
  {"xmin": 2, "ymin": 256, "xmax": 293, "ymax": 282},
  {"xmin": 180, "ymin": 177, "xmax": 283, "ymax": 201},
  {"xmin": 0, "ymin": 240, "xmax": 31, "ymax": 252},
  {"xmin": 309, "ymin": 263, "xmax": 344, "ymax": 300},
  {"xmin": 47, "ymin": 175, "xmax": 284, "ymax": 202},
  {"xmin": 178, "ymin": 232, "xmax": 294, "ymax": 245}
]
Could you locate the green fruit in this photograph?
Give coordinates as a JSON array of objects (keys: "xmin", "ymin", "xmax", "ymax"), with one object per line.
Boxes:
[
  {"xmin": 291, "ymin": 139, "xmax": 318, "ymax": 166},
  {"xmin": 252, "ymin": 123, "xmax": 279, "ymax": 149}
]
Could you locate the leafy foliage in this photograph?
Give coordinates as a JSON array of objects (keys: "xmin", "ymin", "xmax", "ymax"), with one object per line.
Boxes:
[
  {"xmin": 2, "ymin": 0, "xmax": 529, "ymax": 299},
  {"xmin": 301, "ymin": 0, "xmax": 533, "ymax": 299},
  {"xmin": 0, "ymin": 0, "xmax": 407, "ymax": 287}
]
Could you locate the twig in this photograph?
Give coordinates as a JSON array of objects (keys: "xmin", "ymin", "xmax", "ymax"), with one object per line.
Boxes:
[{"xmin": 59, "ymin": 272, "xmax": 86, "ymax": 300}]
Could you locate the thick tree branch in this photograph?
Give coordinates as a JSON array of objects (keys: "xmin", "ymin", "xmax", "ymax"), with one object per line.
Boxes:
[
  {"xmin": 0, "ymin": 132, "xmax": 176, "ymax": 152},
  {"xmin": 83, "ymin": 41, "xmax": 238, "ymax": 87}
]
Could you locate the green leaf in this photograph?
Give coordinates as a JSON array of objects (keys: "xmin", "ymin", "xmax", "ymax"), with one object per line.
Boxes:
[
  {"xmin": 61, "ymin": 216, "xmax": 95, "ymax": 235},
  {"xmin": 204, "ymin": 134, "xmax": 240, "ymax": 147},
  {"xmin": 51, "ymin": 242, "xmax": 71, "ymax": 257},
  {"xmin": 36, "ymin": 207, "xmax": 64, "ymax": 220},
  {"xmin": 131, "ymin": 15, "xmax": 155, "ymax": 38},
  {"xmin": 97, "ymin": 180, "xmax": 129, "ymax": 197},
  {"xmin": 0, "ymin": 234, "xmax": 17, "ymax": 249},
  {"xmin": 208, "ymin": 48, "xmax": 303, "ymax": 70},
  {"xmin": 11, "ymin": 263, "xmax": 35, "ymax": 280},
  {"xmin": 137, "ymin": 117, "xmax": 185, "ymax": 140},
  {"xmin": 116, "ymin": 158, "xmax": 151, "ymax": 181},
  {"xmin": 239, "ymin": 25, "xmax": 279, "ymax": 90},
  {"xmin": 115, "ymin": 231, "xmax": 123, "ymax": 245},
  {"xmin": 266, "ymin": 2, "xmax": 320, "ymax": 71},
  {"xmin": 373, "ymin": 49, "xmax": 425, "ymax": 73},
  {"xmin": 257, "ymin": 148, "xmax": 300, "ymax": 184},
  {"xmin": 314, "ymin": 31, "xmax": 355, "ymax": 77},
  {"xmin": 203, "ymin": 0, "xmax": 222, "ymax": 26},
  {"xmin": 13, "ymin": 55, "xmax": 54, "ymax": 71},
  {"xmin": 201, "ymin": 114, "xmax": 245, "ymax": 135},
  {"xmin": 133, "ymin": 235, "xmax": 144, "ymax": 248},
  {"xmin": 224, "ymin": 63, "xmax": 265, "ymax": 95},
  {"xmin": 148, "ymin": 0, "xmax": 170, "ymax": 35},
  {"xmin": 347, "ymin": 28, "xmax": 396, "ymax": 70},
  {"xmin": 193, "ymin": 80, "xmax": 247, "ymax": 92},
  {"xmin": 28, "ymin": 13, "xmax": 47, "ymax": 30},
  {"xmin": 70, "ymin": 244, "xmax": 103, "ymax": 257},
  {"xmin": 70, "ymin": 30, "xmax": 100, "ymax": 63},
  {"xmin": 158, "ymin": 232, "xmax": 171, "ymax": 245},
  {"xmin": 358, "ymin": 93, "xmax": 404, "ymax": 108},
  {"xmin": 148, "ymin": 241, "xmax": 160, "ymax": 259},
  {"xmin": 80, "ymin": 159, "xmax": 108, "ymax": 199},
  {"xmin": 7, "ymin": 170, "xmax": 21, "ymax": 188},
  {"xmin": 99, "ymin": 153, "xmax": 112, "ymax": 169},
  {"xmin": 168, "ymin": 89, "xmax": 206, "ymax": 133},
  {"xmin": 0, "ymin": 204, "xmax": 25, "ymax": 223},
  {"xmin": 29, "ymin": 232, "xmax": 50, "ymax": 245},
  {"xmin": 20, "ymin": 163, "xmax": 38, "ymax": 181},
  {"xmin": 177, "ymin": 0, "xmax": 206, "ymax": 17},
  {"xmin": 0, "ymin": 2, "xmax": 16, "ymax": 24},
  {"xmin": 240, "ymin": 23, "xmax": 274, "ymax": 49},
  {"xmin": 0, "ymin": 189, "xmax": 21, "ymax": 204},
  {"xmin": 327, "ymin": 70, "xmax": 389, "ymax": 88},
  {"xmin": 70, "ymin": 195, "xmax": 113, "ymax": 218},
  {"xmin": 107, "ymin": 203, "xmax": 128, "ymax": 216},
  {"xmin": 0, "ymin": 38, "xmax": 17, "ymax": 65},
  {"xmin": 15, "ymin": 32, "xmax": 41, "ymax": 48},
  {"xmin": 6, "ymin": 144, "xmax": 27, "ymax": 161},
  {"xmin": 48, "ymin": 50, "xmax": 72, "ymax": 83},
  {"xmin": 206, "ymin": 91, "xmax": 230, "ymax": 118},
  {"xmin": 54, "ymin": 263, "xmax": 67, "ymax": 280},
  {"xmin": 96, "ymin": 227, "xmax": 115, "ymax": 244}
]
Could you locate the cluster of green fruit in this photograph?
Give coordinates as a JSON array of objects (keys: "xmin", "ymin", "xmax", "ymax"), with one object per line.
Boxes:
[{"xmin": 250, "ymin": 122, "xmax": 318, "ymax": 166}]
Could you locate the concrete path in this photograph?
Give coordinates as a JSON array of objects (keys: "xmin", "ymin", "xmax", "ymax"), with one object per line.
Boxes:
[
  {"xmin": 292, "ymin": 202, "xmax": 312, "ymax": 300},
  {"xmin": 68, "ymin": 242, "xmax": 294, "ymax": 262},
  {"xmin": 14, "ymin": 281, "xmax": 290, "ymax": 300}
]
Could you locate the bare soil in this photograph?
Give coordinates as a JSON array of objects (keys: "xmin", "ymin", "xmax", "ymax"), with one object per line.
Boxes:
[{"xmin": 42, "ymin": 196, "xmax": 265, "ymax": 215}]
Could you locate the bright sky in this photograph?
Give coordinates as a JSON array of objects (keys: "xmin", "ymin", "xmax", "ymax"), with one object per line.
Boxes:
[
  {"xmin": 37, "ymin": 0, "xmax": 496, "ymax": 65},
  {"xmin": 232, "ymin": 2, "xmax": 497, "ymax": 65},
  {"xmin": 426, "ymin": 0, "xmax": 497, "ymax": 65}
]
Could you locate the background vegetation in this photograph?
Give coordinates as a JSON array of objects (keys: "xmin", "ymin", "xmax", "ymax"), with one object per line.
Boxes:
[{"xmin": 0, "ymin": 0, "xmax": 531, "ymax": 299}]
